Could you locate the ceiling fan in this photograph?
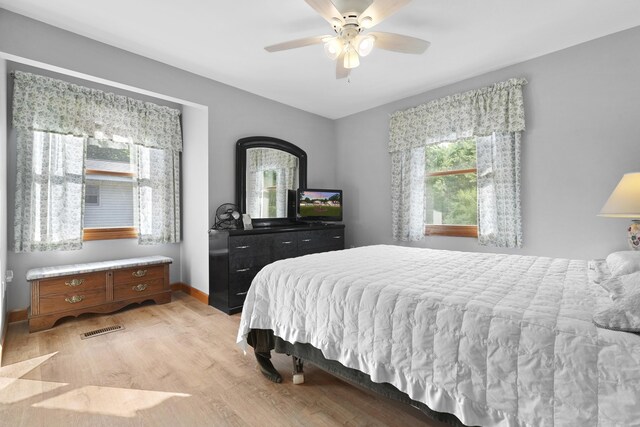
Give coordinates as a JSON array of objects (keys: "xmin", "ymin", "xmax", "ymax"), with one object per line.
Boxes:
[{"xmin": 265, "ymin": 0, "xmax": 430, "ymax": 79}]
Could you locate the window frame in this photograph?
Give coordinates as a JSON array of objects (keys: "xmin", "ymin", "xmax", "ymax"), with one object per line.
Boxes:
[
  {"xmin": 82, "ymin": 167, "xmax": 138, "ymax": 241},
  {"xmin": 424, "ymin": 166, "xmax": 479, "ymax": 238}
]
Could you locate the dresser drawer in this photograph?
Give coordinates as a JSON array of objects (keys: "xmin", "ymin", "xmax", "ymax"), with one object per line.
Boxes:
[
  {"xmin": 39, "ymin": 288, "xmax": 107, "ymax": 315},
  {"xmin": 229, "ymin": 252, "xmax": 270, "ymax": 271},
  {"xmin": 229, "ymin": 264, "xmax": 262, "ymax": 285},
  {"xmin": 320, "ymin": 229, "xmax": 345, "ymax": 252},
  {"xmin": 272, "ymin": 232, "xmax": 298, "ymax": 261},
  {"xmin": 38, "ymin": 271, "xmax": 106, "ymax": 296},
  {"xmin": 113, "ymin": 265, "xmax": 165, "ymax": 285},
  {"xmin": 114, "ymin": 278, "xmax": 165, "ymax": 301},
  {"xmin": 228, "ymin": 271, "xmax": 258, "ymax": 308},
  {"xmin": 229, "ymin": 235, "xmax": 272, "ymax": 258},
  {"xmin": 298, "ymin": 229, "xmax": 344, "ymax": 253}
]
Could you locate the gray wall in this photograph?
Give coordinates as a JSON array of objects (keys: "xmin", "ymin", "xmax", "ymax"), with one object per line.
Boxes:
[
  {"xmin": 335, "ymin": 26, "xmax": 640, "ymax": 260},
  {"xmin": 0, "ymin": 9, "xmax": 336, "ymax": 310},
  {"xmin": 0, "ymin": 59, "xmax": 7, "ymax": 347}
]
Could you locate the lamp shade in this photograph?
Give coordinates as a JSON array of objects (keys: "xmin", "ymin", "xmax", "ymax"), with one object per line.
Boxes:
[
  {"xmin": 323, "ymin": 37, "xmax": 343, "ymax": 61},
  {"xmin": 343, "ymin": 48, "xmax": 360, "ymax": 69},
  {"xmin": 599, "ymin": 172, "xmax": 640, "ymax": 217},
  {"xmin": 356, "ymin": 34, "xmax": 375, "ymax": 57}
]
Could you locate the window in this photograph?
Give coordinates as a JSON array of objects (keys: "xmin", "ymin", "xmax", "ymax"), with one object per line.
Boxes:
[
  {"xmin": 85, "ymin": 184, "xmax": 100, "ymax": 206},
  {"xmin": 425, "ymin": 138, "xmax": 478, "ymax": 237},
  {"xmin": 83, "ymin": 142, "xmax": 138, "ymax": 241},
  {"xmin": 12, "ymin": 71, "xmax": 182, "ymax": 253}
]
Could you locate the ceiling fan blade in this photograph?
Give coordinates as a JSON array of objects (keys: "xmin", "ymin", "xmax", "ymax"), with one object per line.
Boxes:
[
  {"xmin": 360, "ymin": 0, "xmax": 411, "ymax": 27},
  {"xmin": 369, "ymin": 32, "xmax": 430, "ymax": 54},
  {"xmin": 265, "ymin": 35, "xmax": 328, "ymax": 52},
  {"xmin": 305, "ymin": 0, "xmax": 344, "ymax": 26},
  {"xmin": 336, "ymin": 51, "xmax": 350, "ymax": 79}
]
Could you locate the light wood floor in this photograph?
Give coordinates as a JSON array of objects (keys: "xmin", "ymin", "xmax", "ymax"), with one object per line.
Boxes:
[{"xmin": 1, "ymin": 292, "xmax": 449, "ymax": 426}]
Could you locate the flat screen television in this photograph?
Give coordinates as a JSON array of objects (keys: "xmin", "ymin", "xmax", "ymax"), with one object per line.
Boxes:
[{"xmin": 297, "ymin": 189, "xmax": 343, "ymax": 222}]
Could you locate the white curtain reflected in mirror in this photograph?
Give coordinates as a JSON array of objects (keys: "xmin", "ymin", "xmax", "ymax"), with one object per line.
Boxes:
[{"xmin": 246, "ymin": 148, "xmax": 299, "ymax": 218}]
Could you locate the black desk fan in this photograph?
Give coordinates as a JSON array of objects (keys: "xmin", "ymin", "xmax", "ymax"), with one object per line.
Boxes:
[{"xmin": 213, "ymin": 203, "xmax": 241, "ymax": 230}]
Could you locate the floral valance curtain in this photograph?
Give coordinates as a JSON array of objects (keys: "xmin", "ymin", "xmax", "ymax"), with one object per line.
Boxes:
[
  {"xmin": 247, "ymin": 148, "xmax": 299, "ymax": 172},
  {"xmin": 12, "ymin": 71, "xmax": 182, "ymax": 151},
  {"xmin": 12, "ymin": 71, "xmax": 182, "ymax": 252},
  {"xmin": 389, "ymin": 78, "xmax": 526, "ymax": 152},
  {"xmin": 388, "ymin": 78, "xmax": 526, "ymax": 246}
]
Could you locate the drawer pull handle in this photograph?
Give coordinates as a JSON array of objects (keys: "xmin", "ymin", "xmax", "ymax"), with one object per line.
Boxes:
[
  {"xmin": 301, "ymin": 239, "xmax": 312, "ymax": 242},
  {"xmin": 235, "ymin": 245, "xmax": 250, "ymax": 249},
  {"xmin": 332, "ymin": 236, "xmax": 342, "ymax": 239},
  {"xmin": 236, "ymin": 291, "xmax": 248, "ymax": 296},
  {"xmin": 132, "ymin": 283, "xmax": 148, "ymax": 292},
  {"xmin": 132, "ymin": 269, "xmax": 147, "ymax": 278},
  {"xmin": 281, "ymin": 241, "xmax": 293, "ymax": 244},
  {"xmin": 65, "ymin": 278, "xmax": 84, "ymax": 287},
  {"xmin": 65, "ymin": 295, "xmax": 84, "ymax": 304},
  {"xmin": 236, "ymin": 268, "xmax": 251, "ymax": 273}
]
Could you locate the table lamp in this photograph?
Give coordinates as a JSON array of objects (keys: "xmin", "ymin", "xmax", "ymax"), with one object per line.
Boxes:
[{"xmin": 599, "ymin": 172, "xmax": 640, "ymax": 250}]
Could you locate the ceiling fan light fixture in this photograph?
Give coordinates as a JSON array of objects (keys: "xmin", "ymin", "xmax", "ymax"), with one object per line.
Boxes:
[
  {"xmin": 356, "ymin": 34, "xmax": 376, "ymax": 56},
  {"xmin": 324, "ymin": 37, "xmax": 343, "ymax": 60},
  {"xmin": 265, "ymin": 0, "xmax": 430, "ymax": 79},
  {"xmin": 343, "ymin": 48, "xmax": 360, "ymax": 69}
]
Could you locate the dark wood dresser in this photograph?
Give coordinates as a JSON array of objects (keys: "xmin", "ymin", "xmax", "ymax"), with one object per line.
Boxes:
[{"xmin": 209, "ymin": 224, "xmax": 345, "ymax": 314}]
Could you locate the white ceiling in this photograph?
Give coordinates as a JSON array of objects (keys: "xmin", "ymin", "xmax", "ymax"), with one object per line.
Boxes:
[{"xmin": 2, "ymin": 0, "xmax": 640, "ymax": 119}]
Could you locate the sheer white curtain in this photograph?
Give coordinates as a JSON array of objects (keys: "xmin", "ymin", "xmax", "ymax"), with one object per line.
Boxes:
[
  {"xmin": 14, "ymin": 131, "xmax": 85, "ymax": 252},
  {"xmin": 12, "ymin": 71, "xmax": 183, "ymax": 251},
  {"xmin": 134, "ymin": 146, "xmax": 181, "ymax": 245},
  {"xmin": 275, "ymin": 168, "xmax": 295, "ymax": 218},
  {"xmin": 246, "ymin": 169, "xmax": 265, "ymax": 218},
  {"xmin": 476, "ymin": 133, "xmax": 522, "ymax": 247},
  {"xmin": 388, "ymin": 78, "xmax": 526, "ymax": 245},
  {"xmin": 390, "ymin": 147, "xmax": 426, "ymax": 241}
]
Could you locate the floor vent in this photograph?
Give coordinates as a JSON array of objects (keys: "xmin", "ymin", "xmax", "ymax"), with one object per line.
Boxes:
[{"xmin": 80, "ymin": 325, "xmax": 125, "ymax": 340}]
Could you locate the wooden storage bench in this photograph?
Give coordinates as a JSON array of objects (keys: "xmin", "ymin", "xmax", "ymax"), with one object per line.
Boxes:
[{"xmin": 27, "ymin": 256, "xmax": 172, "ymax": 332}]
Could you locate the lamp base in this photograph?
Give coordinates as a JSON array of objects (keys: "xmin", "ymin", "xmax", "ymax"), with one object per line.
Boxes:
[{"xmin": 629, "ymin": 220, "xmax": 640, "ymax": 250}]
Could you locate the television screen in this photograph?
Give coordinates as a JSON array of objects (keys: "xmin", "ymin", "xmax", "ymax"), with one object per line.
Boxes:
[{"xmin": 297, "ymin": 189, "xmax": 342, "ymax": 222}]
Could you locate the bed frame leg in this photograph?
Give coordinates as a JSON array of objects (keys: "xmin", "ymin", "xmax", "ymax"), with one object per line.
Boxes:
[
  {"xmin": 292, "ymin": 356, "xmax": 305, "ymax": 385},
  {"xmin": 255, "ymin": 351, "xmax": 282, "ymax": 383}
]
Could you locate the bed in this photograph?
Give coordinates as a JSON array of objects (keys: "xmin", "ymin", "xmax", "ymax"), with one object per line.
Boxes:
[{"xmin": 237, "ymin": 245, "xmax": 640, "ymax": 426}]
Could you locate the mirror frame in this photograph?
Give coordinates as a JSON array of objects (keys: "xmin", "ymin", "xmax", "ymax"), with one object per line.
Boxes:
[{"xmin": 236, "ymin": 136, "xmax": 307, "ymax": 227}]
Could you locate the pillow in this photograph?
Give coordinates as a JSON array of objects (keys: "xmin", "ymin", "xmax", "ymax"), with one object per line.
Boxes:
[
  {"xmin": 606, "ymin": 251, "xmax": 640, "ymax": 277},
  {"xmin": 590, "ymin": 256, "xmax": 640, "ymax": 300},
  {"xmin": 593, "ymin": 290, "xmax": 640, "ymax": 333},
  {"xmin": 617, "ymin": 271, "xmax": 640, "ymax": 297},
  {"xmin": 588, "ymin": 259, "xmax": 610, "ymax": 284},
  {"xmin": 593, "ymin": 256, "xmax": 640, "ymax": 332},
  {"xmin": 589, "ymin": 259, "xmax": 624, "ymax": 299}
]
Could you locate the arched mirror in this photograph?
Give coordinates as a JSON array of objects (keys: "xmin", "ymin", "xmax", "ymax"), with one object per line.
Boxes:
[{"xmin": 236, "ymin": 136, "xmax": 307, "ymax": 227}]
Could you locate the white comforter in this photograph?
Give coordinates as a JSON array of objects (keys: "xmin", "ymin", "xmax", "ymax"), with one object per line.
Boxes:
[{"xmin": 237, "ymin": 245, "xmax": 640, "ymax": 427}]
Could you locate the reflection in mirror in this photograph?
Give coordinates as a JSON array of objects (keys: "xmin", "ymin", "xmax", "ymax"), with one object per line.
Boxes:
[{"xmin": 246, "ymin": 148, "xmax": 299, "ymax": 218}]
